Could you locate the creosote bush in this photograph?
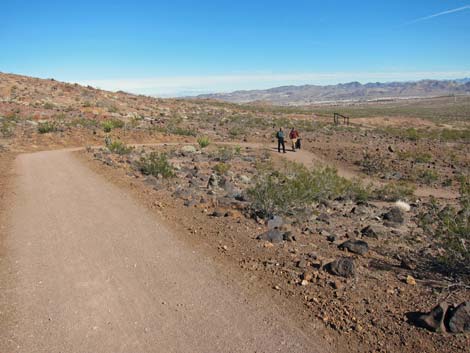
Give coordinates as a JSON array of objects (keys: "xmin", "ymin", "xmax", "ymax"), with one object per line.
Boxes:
[
  {"xmin": 213, "ymin": 162, "xmax": 231, "ymax": 175},
  {"xmin": 197, "ymin": 136, "xmax": 211, "ymax": 148},
  {"xmin": 137, "ymin": 152, "xmax": 175, "ymax": 178},
  {"xmin": 37, "ymin": 121, "xmax": 57, "ymax": 134},
  {"xmin": 106, "ymin": 140, "xmax": 133, "ymax": 155},
  {"xmin": 101, "ymin": 119, "xmax": 125, "ymax": 133},
  {"xmin": 374, "ymin": 181, "xmax": 415, "ymax": 201},
  {"xmin": 248, "ymin": 162, "xmax": 370, "ymax": 219},
  {"xmin": 435, "ymin": 177, "xmax": 470, "ymax": 274}
]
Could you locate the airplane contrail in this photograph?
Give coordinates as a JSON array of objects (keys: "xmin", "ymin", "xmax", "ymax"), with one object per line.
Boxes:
[{"xmin": 407, "ymin": 5, "xmax": 470, "ymax": 24}]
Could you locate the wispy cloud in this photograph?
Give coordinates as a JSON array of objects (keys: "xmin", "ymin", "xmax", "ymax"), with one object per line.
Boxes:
[
  {"xmin": 74, "ymin": 70, "xmax": 470, "ymax": 97},
  {"xmin": 406, "ymin": 5, "xmax": 470, "ymax": 24}
]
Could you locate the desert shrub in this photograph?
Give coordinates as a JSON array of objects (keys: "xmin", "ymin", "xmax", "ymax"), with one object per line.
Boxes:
[
  {"xmin": 0, "ymin": 120, "xmax": 15, "ymax": 137},
  {"xmin": 83, "ymin": 101, "xmax": 92, "ymax": 107},
  {"xmin": 37, "ymin": 121, "xmax": 57, "ymax": 134},
  {"xmin": 414, "ymin": 152, "xmax": 432, "ymax": 163},
  {"xmin": 69, "ymin": 118, "xmax": 99, "ymax": 128},
  {"xmin": 228, "ymin": 126, "xmax": 245, "ymax": 138},
  {"xmin": 215, "ymin": 146, "xmax": 235, "ymax": 161},
  {"xmin": 248, "ymin": 163, "xmax": 369, "ymax": 218},
  {"xmin": 137, "ymin": 152, "xmax": 175, "ymax": 178},
  {"xmin": 357, "ymin": 152, "xmax": 386, "ymax": 175},
  {"xmin": 106, "ymin": 140, "xmax": 133, "ymax": 155},
  {"xmin": 168, "ymin": 126, "xmax": 197, "ymax": 136},
  {"xmin": 374, "ymin": 181, "xmax": 415, "ymax": 201},
  {"xmin": 197, "ymin": 136, "xmax": 211, "ymax": 148},
  {"xmin": 213, "ymin": 162, "xmax": 231, "ymax": 175},
  {"xmin": 102, "ymin": 119, "xmax": 124, "ymax": 132},
  {"xmin": 108, "ymin": 105, "xmax": 119, "ymax": 113},
  {"xmin": 43, "ymin": 102, "xmax": 55, "ymax": 110},
  {"xmin": 430, "ymin": 177, "xmax": 470, "ymax": 275},
  {"xmin": 415, "ymin": 168, "xmax": 439, "ymax": 185}
]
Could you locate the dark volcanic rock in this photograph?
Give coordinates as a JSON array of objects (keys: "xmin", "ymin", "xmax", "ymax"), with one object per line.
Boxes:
[
  {"xmin": 327, "ymin": 258, "xmax": 355, "ymax": 278},
  {"xmin": 338, "ymin": 240, "xmax": 369, "ymax": 255},
  {"xmin": 257, "ymin": 229, "xmax": 284, "ymax": 243},
  {"xmin": 416, "ymin": 303, "xmax": 448, "ymax": 332},
  {"xmin": 383, "ymin": 207, "xmax": 405, "ymax": 224},
  {"xmin": 361, "ymin": 225, "xmax": 382, "ymax": 238},
  {"xmin": 447, "ymin": 301, "xmax": 470, "ymax": 333}
]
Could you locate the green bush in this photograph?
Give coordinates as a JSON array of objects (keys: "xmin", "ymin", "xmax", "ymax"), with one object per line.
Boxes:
[
  {"xmin": 167, "ymin": 126, "xmax": 197, "ymax": 136},
  {"xmin": 416, "ymin": 168, "xmax": 439, "ymax": 185},
  {"xmin": 213, "ymin": 162, "xmax": 231, "ymax": 175},
  {"xmin": 69, "ymin": 118, "xmax": 99, "ymax": 128},
  {"xmin": 43, "ymin": 102, "xmax": 55, "ymax": 110},
  {"xmin": 374, "ymin": 181, "xmax": 415, "ymax": 201},
  {"xmin": 0, "ymin": 120, "xmax": 15, "ymax": 137},
  {"xmin": 37, "ymin": 121, "xmax": 57, "ymax": 134},
  {"xmin": 432, "ymin": 177, "xmax": 470, "ymax": 274},
  {"xmin": 137, "ymin": 152, "xmax": 175, "ymax": 178},
  {"xmin": 197, "ymin": 136, "xmax": 211, "ymax": 148},
  {"xmin": 106, "ymin": 140, "xmax": 133, "ymax": 155},
  {"xmin": 215, "ymin": 146, "xmax": 236, "ymax": 161},
  {"xmin": 102, "ymin": 119, "xmax": 124, "ymax": 132},
  {"xmin": 248, "ymin": 163, "xmax": 369, "ymax": 218}
]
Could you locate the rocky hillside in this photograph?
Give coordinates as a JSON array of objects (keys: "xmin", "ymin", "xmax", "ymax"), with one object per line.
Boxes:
[{"xmin": 195, "ymin": 79, "xmax": 470, "ymax": 105}]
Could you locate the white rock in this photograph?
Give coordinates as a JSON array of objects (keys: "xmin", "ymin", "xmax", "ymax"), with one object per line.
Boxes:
[
  {"xmin": 395, "ymin": 200, "xmax": 411, "ymax": 212},
  {"xmin": 181, "ymin": 145, "xmax": 197, "ymax": 153}
]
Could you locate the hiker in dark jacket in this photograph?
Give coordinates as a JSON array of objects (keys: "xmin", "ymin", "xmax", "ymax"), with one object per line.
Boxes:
[{"xmin": 276, "ymin": 128, "xmax": 286, "ymax": 153}]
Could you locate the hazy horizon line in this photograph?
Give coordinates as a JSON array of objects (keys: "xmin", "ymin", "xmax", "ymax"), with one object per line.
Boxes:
[{"xmin": 70, "ymin": 70, "xmax": 470, "ymax": 97}]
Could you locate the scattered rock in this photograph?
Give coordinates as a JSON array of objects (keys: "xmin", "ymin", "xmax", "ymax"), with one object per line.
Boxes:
[
  {"xmin": 394, "ymin": 200, "xmax": 411, "ymax": 212},
  {"xmin": 211, "ymin": 209, "xmax": 226, "ymax": 217},
  {"xmin": 326, "ymin": 235, "xmax": 337, "ymax": 243},
  {"xmin": 181, "ymin": 145, "xmax": 197, "ymax": 154},
  {"xmin": 383, "ymin": 207, "xmax": 405, "ymax": 225},
  {"xmin": 361, "ymin": 225, "xmax": 382, "ymax": 239},
  {"xmin": 207, "ymin": 173, "xmax": 219, "ymax": 188},
  {"xmin": 416, "ymin": 303, "xmax": 448, "ymax": 332},
  {"xmin": 406, "ymin": 275, "xmax": 417, "ymax": 286},
  {"xmin": 267, "ymin": 215, "xmax": 283, "ymax": 230},
  {"xmin": 327, "ymin": 258, "xmax": 355, "ymax": 278},
  {"xmin": 257, "ymin": 229, "xmax": 284, "ymax": 243},
  {"xmin": 338, "ymin": 240, "xmax": 369, "ymax": 255},
  {"xmin": 316, "ymin": 213, "xmax": 330, "ymax": 224},
  {"xmin": 447, "ymin": 301, "xmax": 470, "ymax": 333},
  {"xmin": 239, "ymin": 175, "xmax": 251, "ymax": 184}
]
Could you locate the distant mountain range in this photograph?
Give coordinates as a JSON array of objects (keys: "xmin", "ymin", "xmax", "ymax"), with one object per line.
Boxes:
[{"xmin": 195, "ymin": 79, "xmax": 470, "ymax": 105}]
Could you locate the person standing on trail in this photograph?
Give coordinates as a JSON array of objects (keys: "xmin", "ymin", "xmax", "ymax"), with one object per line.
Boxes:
[
  {"xmin": 289, "ymin": 127, "xmax": 299, "ymax": 152},
  {"xmin": 276, "ymin": 128, "xmax": 286, "ymax": 153}
]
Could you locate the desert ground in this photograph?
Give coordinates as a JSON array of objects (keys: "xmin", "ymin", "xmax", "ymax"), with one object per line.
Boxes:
[{"xmin": 1, "ymin": 72, "xmax": 469, "ymax": 352}]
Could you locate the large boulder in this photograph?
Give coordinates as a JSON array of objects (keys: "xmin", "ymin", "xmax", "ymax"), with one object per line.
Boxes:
[
  {"xmin": 338, "ymin": 240, "xmax": 369, "ymax": 255},
  {"xmin": 417, "ymin": 303, "xmax": 448, "ymax": 333},
  {"xmin": 447, "ymin": 301, "xmax": 470, "ymax": 333},
  {"xmin": 327, "ymin": 258, "xmax": 355, "ymax": 278}
]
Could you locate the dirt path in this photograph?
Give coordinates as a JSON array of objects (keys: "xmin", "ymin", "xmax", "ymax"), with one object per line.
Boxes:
[
  {"xmin": 0, "ymin": 150, "xmax": 327, "ymax": 353},
  {"xmin": 217, "ymin": 142, "xmax": 458, "ymax": 200}
]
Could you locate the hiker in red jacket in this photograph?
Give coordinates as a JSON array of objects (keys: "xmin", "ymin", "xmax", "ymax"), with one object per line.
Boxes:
[{"xmin": 289, "ymin": 127, "xmax": 299, "ymax": 152}]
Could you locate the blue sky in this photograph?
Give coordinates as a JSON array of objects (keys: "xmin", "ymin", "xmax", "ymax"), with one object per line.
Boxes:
[{"xmin": 1, "ymin": 0, "xmax": 470, "ymax": 96}]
